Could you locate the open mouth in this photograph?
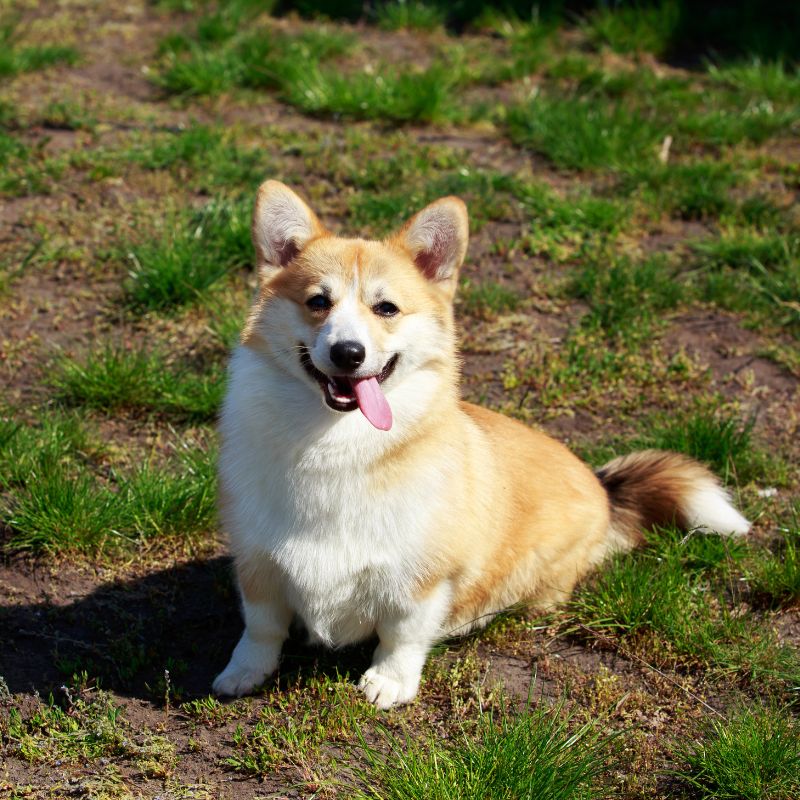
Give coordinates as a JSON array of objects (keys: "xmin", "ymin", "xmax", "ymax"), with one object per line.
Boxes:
[{"xmin": 299, "ymin": 345, "xmax": 399, "ymax": 415}]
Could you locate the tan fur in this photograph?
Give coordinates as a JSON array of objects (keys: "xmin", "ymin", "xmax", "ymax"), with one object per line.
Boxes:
[
  {"xmin": 216, "ymin": 180, "xmax": 749, "ymax": 705},
  {"xmin": 243, "ymin": 186, "xmax": 737, "ymax": 629}
]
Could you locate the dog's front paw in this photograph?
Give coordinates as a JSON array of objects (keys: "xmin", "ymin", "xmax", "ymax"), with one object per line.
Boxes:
[
  {"xmin": 213, "ymin": 635, "xmax": 280, "ymax": 697},
  {"xmin": 358, "ymin": 666, "xmax": 419, "ymax": 709},
  {"xmin": 212, "ymin": 660, "xmax": 271, "ymax": 697}
]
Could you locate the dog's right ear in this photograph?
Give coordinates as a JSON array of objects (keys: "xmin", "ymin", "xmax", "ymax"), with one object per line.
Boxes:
[{"xmin": 252, "ymin": 180, "xmax": 326, "ymax": 273}]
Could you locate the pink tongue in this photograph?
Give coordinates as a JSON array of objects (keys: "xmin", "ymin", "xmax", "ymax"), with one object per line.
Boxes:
[{"xmin": 351, "ymin": 377, "xmax": 393, "ymax": 431}]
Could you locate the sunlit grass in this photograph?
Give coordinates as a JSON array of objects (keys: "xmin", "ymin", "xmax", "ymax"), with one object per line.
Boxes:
[
  {"xmin": 674, "ymin": 705, "xmax": 800, "ymax": 800},
  {"xmin": 355, "ymin": 701, "xmax": 618, "ymax": 800}
]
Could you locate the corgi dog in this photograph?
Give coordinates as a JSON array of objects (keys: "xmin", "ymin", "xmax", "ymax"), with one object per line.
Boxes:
[{"xmin": 213, "ymin": 180, "xmax": 750, "ymax": 708}]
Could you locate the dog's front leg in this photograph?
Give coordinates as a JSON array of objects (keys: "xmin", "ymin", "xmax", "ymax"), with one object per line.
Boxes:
[
  {"xmin": 213, "ymin": 571, "xmax": 291, "ymax": 697},
  {"xmin": 359, "ymin": 582, "xmax": 452, "ymax": 709}
]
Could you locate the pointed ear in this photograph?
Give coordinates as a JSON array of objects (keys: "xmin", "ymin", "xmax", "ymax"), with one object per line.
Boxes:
[
  {"xmin": 390, "ymin": 197, "xmax": 469, "ymax": 284},
  {"xmin": 252, "ymin": 180, "xmax": 326, "ymax": 270}
]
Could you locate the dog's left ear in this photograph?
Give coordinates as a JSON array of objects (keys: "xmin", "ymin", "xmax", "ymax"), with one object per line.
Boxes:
[{"xmin": 390, "ymin": 197, "xmax": 469, "ymax": 287}]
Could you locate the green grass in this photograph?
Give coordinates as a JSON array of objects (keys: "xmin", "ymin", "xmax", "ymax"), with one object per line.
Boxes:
[
  {"xmin": 674, "ymin": 705, "xmax": 800, "ymax": 800},
  {"xmin": 569, "ymin": 253, "xmax": 683, "ymax": 343},
  {"xmin": 584, "ymin": 1, "xmax": 681, "ymax": 58},
  {"xmin": 0, "ymin": 410, "xmax": 101, "ymax": 489},
  {"xmin": 572, "ymin": 530, "xmax": 800, "ymax": 693},
  {"xmin": 506, "ymin": 92, "xmax": 665, "ymax": 172},
  {"xmin": 747, "ymin": 521, "xmax": 800, "ymax": 610},
  {"xmin": 349, "ymin": 169, "xmax": 514, "ymax": 234},
  {"xmin": 692, "ymin": 231, "xmax": 800, "ymax": 333},
  {"xmin": 280, "ymin": 61, "xmax": 460, "ymax": 123},
  {"xmin": 458, "ymin": 280, "xmax": 520, "ymax": 320},
  {"xmin": 0, "ymin": 409, "xmax": 216, "ymax": 551},
  {"xmin": 51, "ymin": 343, "xmax": 225, "ymax": 422},
  {"xmin": 354, "ymin": 701, "xmax": 617, "ymax": 800},
  {"xmin": 0, "ymin": 18, "xmax": 79, "ymax": 79},
  {"xmin": 635, "ymin": 407, "xmax": 774, "ymax": 486},
  {"xmin": 506, "ymin": 58, "xmax": 799, "ymax": 174},
  {"xmin": 625, "ymin": 161, "xmax": 737, "ymax": 221},
  {"xmin": 708, "ymin": 60, "xmax": 800, "ymax": 105},
  {"xmin": 3, "ymin": 436, "xmax": 216, "ymax": 552},
  {"xmin": 156, "ymin": 20, "xmax": 354, "ymax": 97},
  {"xmin": 123, "ymin": 198, "xmax": 252, "ymax": 312},
  {"xmin": 128, "ymin": 124, "xmax": 270, "ymax": 191},
  {"xmin": 377, "ymin": 1, "xmax": 444, "ymax": 31}
]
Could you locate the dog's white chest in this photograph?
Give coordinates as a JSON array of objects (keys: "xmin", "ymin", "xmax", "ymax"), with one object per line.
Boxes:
[{"xmin": 220, "ymin": 347, "xmax": 453, "ymax": 646}]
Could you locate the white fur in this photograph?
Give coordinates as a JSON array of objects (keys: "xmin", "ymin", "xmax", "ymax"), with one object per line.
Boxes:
[
  {"xmin": 684, "ymin": 482, "xmax": 751, "ymax": 536},
  {"xmin": 214, "ymin": 344, "xmax": 459, "ymax": 700}
]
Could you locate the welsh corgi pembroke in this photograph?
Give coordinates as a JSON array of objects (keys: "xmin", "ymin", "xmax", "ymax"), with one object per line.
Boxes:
[{"xmin": 213, "ymin": 180, "xmax": 750, "ymax": 708}]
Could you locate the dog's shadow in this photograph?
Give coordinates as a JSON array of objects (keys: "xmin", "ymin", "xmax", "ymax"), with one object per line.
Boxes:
[{"xmin": 1, "ymin": 554, "xmax": 374, "ymax": 702}]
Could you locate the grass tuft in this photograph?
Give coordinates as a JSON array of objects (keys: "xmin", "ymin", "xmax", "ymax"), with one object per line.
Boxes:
[
  {"xmin": 0, "ymin": 18, "xmax": 78, "ymax": 78},
  {"xmin": 584, "ymin": 0, "xmax": 681, "ymax": 58},
  {"xmin": 280, "ymin": 61, "xmax": 459, "ymax": 123},
  {"xmin": 573, "ymin": 530, "xmax": 800, "ymax": 693},
  {"xmin": 570, "ymin": 253, "xmax": 682, "ymax": 343},
  {"xmin": 506, "ymin": 93, "xmax": 663, "ymax": 171},
  {"xmin": 637, "ymin": 407, "xmax": 769, "ymax": 485},
  {"xmin": 674, "ymin": 705, "xmax": 800, "ymax": 800},
  {"xmin": 692, "ymin": 231, "xmax": 800, "ymax": 333},
  {"xmin": 747, "ymin": 521, "xmax": 800, "ymax": 610},
  {"xmin": 2, "ymin": 414, "xmax": 216, "ymax": 552},
  {"xmin": 458, "ymin": 280, "xmax": 520, "ymax": 320},
  {"xmin": 51, "ymin": 343, "xmax": 225, "ymax": 422},
  {"xmin": 123, "ymin": 198, "xmax": 252, "ymax": 312},
  {"xmin": 355, "ymin": 701, "xmax": 617, "ymax": 800},
  {"xmin": 376, "ymin": 1, "xmax": 444, "ymax": 32}
]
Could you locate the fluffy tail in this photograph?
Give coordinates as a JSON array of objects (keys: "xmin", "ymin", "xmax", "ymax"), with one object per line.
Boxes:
[{"xmin": 596, "ymin": 450, "xmax": 750, "ymax": 552}]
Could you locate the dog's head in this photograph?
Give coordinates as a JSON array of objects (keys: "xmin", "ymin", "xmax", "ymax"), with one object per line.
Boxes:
[{"xmin": 240, "ymin": 180, "xmax": 468, "ymax": 432}]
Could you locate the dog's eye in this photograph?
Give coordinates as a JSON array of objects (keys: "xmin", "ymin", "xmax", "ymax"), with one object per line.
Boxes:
[
  {"xmin": 373, "ymin": 301, "xmax": 399, "ymax": 317},
  {"xmin": 306, "ymin": 294, "xmax": 332, "ymax": 312}
]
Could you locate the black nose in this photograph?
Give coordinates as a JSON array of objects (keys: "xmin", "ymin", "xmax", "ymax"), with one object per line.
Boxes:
[{"xmin": 330, "ymin": 340, "xmax": 365, "ymax": 371}]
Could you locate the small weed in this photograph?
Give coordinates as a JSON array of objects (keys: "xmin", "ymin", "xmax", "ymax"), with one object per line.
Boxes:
[
  {"xmin": 674, "ymin": 705, "xmax": 800, "ymax": 800},
  {"xmin": 5, "ymin": 690, "xmax": 126, "ymax": 764},
  {"xmin": 354, "ymin": 700, "xmax": 618, "ymax": 800},
  {"xmin": 226, "ymin": 674, "xmax": 374, "ymax": 780},
  {"xmin": 181, "ymin": 696, "xmax": 247, "ymax": 727},
  {"xmin": 38, "ymin": 100, "xmax": 96, "ymax": 131}
]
